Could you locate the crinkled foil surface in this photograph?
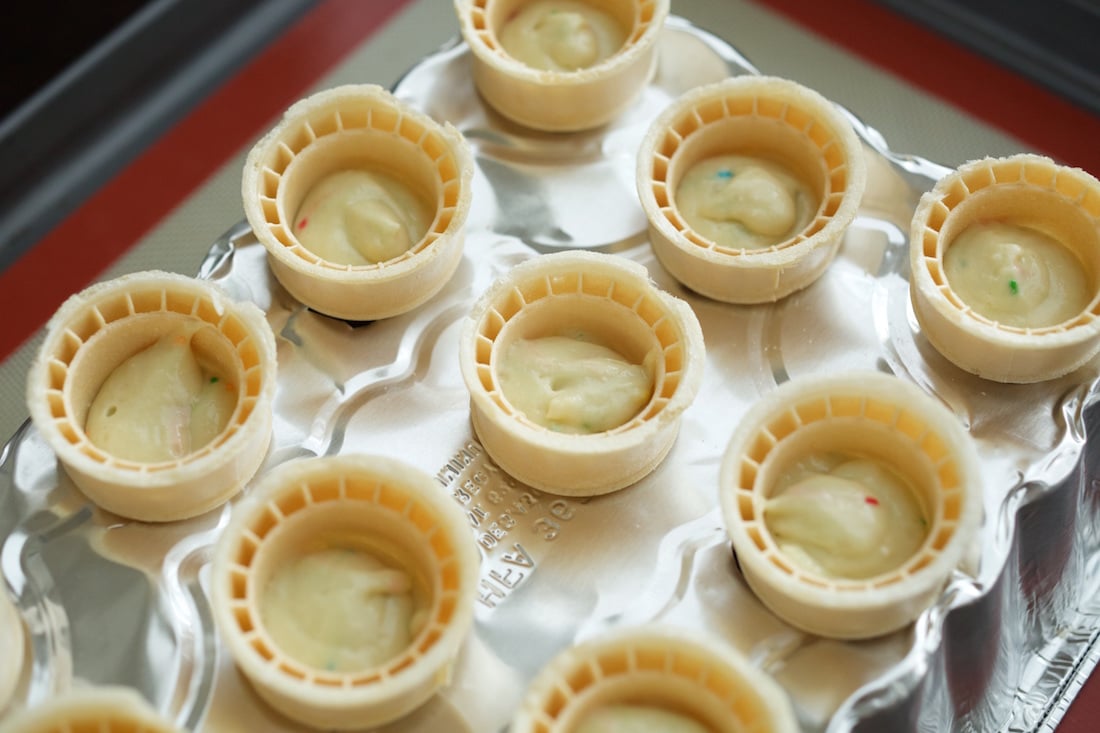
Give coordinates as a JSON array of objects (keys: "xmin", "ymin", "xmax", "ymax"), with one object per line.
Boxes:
[{"xmin": 3, "ymin": 17, "xmax": 1100, "ymax": 733}]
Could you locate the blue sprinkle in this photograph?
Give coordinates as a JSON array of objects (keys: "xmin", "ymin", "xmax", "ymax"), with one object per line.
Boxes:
[{"xmin": 716, "ymin": 169, "xmax": 733, "ymax": 180}]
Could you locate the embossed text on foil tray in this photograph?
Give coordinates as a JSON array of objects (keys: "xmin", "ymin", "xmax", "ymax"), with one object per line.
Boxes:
[{"xmin": 434, "ymin": 438, "xmax": 582, "ymax": 609}]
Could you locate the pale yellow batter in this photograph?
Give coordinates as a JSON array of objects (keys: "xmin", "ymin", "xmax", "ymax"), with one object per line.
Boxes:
[
  {"xmin": 764, "ymin": 453, "xmax": 928, "ymax": 580},
  {"xmin": 675, "ymin": 155, "xmax": 817, "ymax": 250},
  {"xmin": 575, "ymin": 704, "xmax": 712, "ymax": 733},
  {"xmin": 498, "ymin": 0, "xmax": 627, "ymax": 72},
  {"xmin": 943, "ymin": 221, "xmax": 1090, "ymax": 328},
  {"xmin": 497, "ymin": 333, "xmax": 652, "ymax": 434},
  {"xmin": 261, "ymin": 548, "xmax": 426, "ymax": 673},
  {"xmin": 293, "ymin": 169, "xmax": 432, "ymax": 266},
  {"xmin": 85, "ymin": 330, "xmax": 236, "ymax": 463}
]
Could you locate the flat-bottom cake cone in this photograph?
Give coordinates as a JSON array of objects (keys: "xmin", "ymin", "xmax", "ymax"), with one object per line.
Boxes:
[
  {"xmin": 0, "ymin": 687, "xmax": 181, "ymax": 733},
  {"xmin": 637, "ymin": 75, "xmax": 867, "ymax": 304},
  {"xmin": 0, "ymin": 590, "xmax": 22, "ymax": 714},
  {"xmin": 242, "ymin": 84, "xmax": 473, "ymax": 321},
  {"xmin": 459, "ymin": 250, "xmax": 704, "ymax": 496},
  {"xmin": 511, "ymin": 625, "xmax": 799, "ymax": 733},
  {"xmin": 909, "ymin": 154, "xmax": 1100, "ymax": 383},
  {"xmin": 454, "ymin": 0, "xmax": 669, "ymax": 132},
  {"xmin": 720, "ymin": 372, "xmax": 982, "ymax": 640},
  {"xmin": 211, "ymin": 455, "xmax": 480, "ymax": 730},
  {"xmin": 25, "ymin": 271, "xmax": 277, "ymax": 522}
]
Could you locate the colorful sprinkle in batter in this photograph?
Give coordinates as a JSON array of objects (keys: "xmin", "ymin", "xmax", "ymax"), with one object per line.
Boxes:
[
  {"xmin": 943, "ymin": 221, "xmax": 1089, "ymax": 328},
  {"xmin": 675, "ymin": 154, "xmax": 816, "ymax": 250},
  {"xmin": 764, "ymin": 454, "xmax": 928, "ymax": 579},
  {"xmin": 292, "ymin": 170, "xmax": 430, "ymax": 265},
  {"xmin": 84, "ymin": 330, "xmax": 237, "ymax": 463}
]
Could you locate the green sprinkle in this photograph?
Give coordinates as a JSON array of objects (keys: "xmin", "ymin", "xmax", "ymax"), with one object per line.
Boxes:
[
  {"xmin": 210, "ymin": 376, "xmax": 219, "ymax": 384},
  {"xmin": 1009, "ymin": 279, "xmax": 1019, "ymax": 294}
]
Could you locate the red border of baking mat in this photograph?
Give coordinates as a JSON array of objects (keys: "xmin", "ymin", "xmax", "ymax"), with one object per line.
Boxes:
[
  {"xmin": 0, "ymin": 0, "xmax": 413, "ymax": 362},
  {"xmin": 753, "ymin": 0, "xmax": 1100, "ymax": 175}
]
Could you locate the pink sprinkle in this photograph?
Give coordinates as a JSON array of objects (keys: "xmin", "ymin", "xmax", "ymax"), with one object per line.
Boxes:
[
  {"xmin": 298, "ymin": 218, "xmax": 308, "ymax": 230},
  {"xmin": 865, "ymin": 496, "xmax": 880, "ymax": 506}
]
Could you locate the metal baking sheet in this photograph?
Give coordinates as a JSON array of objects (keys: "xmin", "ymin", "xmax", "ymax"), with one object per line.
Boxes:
[{"xmin": 3, "ymin": 16, "xmax": 1100, "ymax": 733}]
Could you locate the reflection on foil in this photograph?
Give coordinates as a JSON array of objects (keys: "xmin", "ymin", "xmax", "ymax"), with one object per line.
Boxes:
[
  {"xmin": 2, "ymin": 15, "xmax": 1100, "ymax": 733},
  {"xmin": 471, "ymin": 157, "xmax": 574, "ymax": 248}
]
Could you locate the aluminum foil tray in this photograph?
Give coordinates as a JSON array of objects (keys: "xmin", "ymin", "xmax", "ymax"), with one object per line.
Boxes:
[{"xmin": 3, "ymin": 16, "xmax": 1100, "ymax": 733}]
